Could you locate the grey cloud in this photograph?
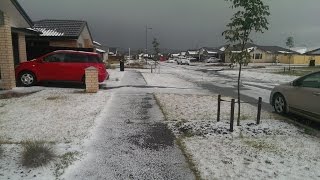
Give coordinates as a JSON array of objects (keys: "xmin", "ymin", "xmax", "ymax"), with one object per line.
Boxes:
[{"xmin": 18, "ymin": 0, "xmax": 320, "ymax": 50}]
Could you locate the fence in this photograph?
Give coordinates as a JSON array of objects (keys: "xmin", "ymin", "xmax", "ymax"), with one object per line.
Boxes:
[{"xmin": 217, "ymin": 95, "xmax": 262, "ymax": 132}]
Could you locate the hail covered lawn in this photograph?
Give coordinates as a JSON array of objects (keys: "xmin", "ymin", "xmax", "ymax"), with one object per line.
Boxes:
[
  {"xmin": 0, "ymin": 69, "xmax": 122, "ymax": 179},
  {"xmin": 154, "ymin": 93, "xmax": 320, "ymax": 179},
  {"xmin": 141, "ymin": 64, "xmax": 320, "ymax": 179},
  {"xmin": 218, "ymin": 69, "xmax": 298, "ymax": 86}
]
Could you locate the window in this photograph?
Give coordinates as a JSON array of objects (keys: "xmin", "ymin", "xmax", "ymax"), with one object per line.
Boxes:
[
  {"xmin": 298, "ymin": 73, "xmax": 320, "ymax": 88},
  {"xmin": 43, "ymin": 53, "xmax": 65, "ymax": 62},
  {"xmin": 64, "ymin": 53, "xmax": 88, "ymax": 63},
  {"xmin": 88, "ymin": 55, "xmax": 102, "ymax": 63},
  {"xmin": 254, "ymin": 53, "xmax": 263, "ymax": 59}
]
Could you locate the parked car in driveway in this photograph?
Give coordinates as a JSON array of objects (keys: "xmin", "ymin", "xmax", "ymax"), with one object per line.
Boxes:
[
  {"xmin": 205, "ymin": 57, "xmax": 221, "ymax": 63},
  {"xmin": 270, "ymin": 71, "xmax": 320, "ymax": 122},
  {"xmin": 177, "ymin": 58, "xmax": 190, "ymax": 65},
  {"xmin": 167, "ymin": 59, "xmax": 176, "ymax": 63},
  {"xmin": 15, "ymin": 50, "xmax": 109, "ymax": 87}
]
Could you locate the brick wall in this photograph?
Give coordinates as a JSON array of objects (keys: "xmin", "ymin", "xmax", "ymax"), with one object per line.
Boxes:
[
  {"xmin": 85, "ymin": 67, "xmax": 99, "ymax": 93},
  {"xmin": 84, "ymin": 39, "xmax": 93, "ymax": 48},
  {"xmin": 18, "ymin": 33, "xmax": 27, "ymax": 62},
  {"xmin": 49, "ymin": 40, "xmax": 78, "ymax": 47},
  {"xmin": 0, "ymin": 12, "xmax": 16, "ymax": 89}
]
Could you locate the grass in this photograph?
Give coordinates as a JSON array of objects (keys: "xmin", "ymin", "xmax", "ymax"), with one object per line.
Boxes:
[
  {"xmin": 304, "ymin": 127, "xmax": 317, "ymax": 136},
  {"xmin": 240, "ymin": 114, "xmax": 250, "ymax": 120},
  {"xmin": 21, "ymin": 141, "xmax": 55, "ymax": 168},
  {"xmin": 0, "ymin": 91, "xmax": 39, "ymax": 99},
  {"xmin": 176, "ymin": 138, "xmax": 202, "ymax": 180},
  {"xmin": 54, "ymin": 151, "xmax": 80, "ymax": 178},
  {"xmin": 153, "ymin": 93, "xmax": 169, "ymax": 120},
  {"xmin": 46, "ymin": 96, "xmax": 65, "ymax": 100},
  {"xmin": 243, "ymin": 139, "xmax": 277, "ymax": 153},
  {"xmin": 153, "ymin": 93, "xmax": 202, "ymax": 179},
  {"xmin": 274, "ymin": 66, "xmax": 320, "ymax": 76}
]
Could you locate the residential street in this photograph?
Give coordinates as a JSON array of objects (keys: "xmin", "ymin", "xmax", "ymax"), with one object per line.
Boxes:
[
  {"xmin": 158, "ymin": 63, "xmax": 286, "ymax": 112},
  {"xmin": 63, "ymin": 70, "xmax": 195, "ymax": 180}
]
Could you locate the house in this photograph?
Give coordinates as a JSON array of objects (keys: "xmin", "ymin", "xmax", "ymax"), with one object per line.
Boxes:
[
  {"xmin": 180, "ymin": 51, "xmax": 186, "ymax": 57},
  {"xmin": 171, "ymin": 53, "xmax": 180, "ymax": 58},
  {"xmin": 108, "ymin": 47, "xmax": 119, "ymax": 56},
  {"xmin": 30, "ymin": 19, "xmax": 94, "ymax": 48},
  {"xmin": 275, "ymin": 47, "xmax": 320, "ymax": 64},
  {"xmin": 93, "ymin": 40, "xmax": 108, "ymax": 62},
  {"xmin": 0, "ymin": 0, "xmax": 40, "ymax": 90},
  {"xmin": 25, "ymin": 19, "xmax": 95, "ymax": 59},
  {"xmin": 199, "ymin": 47, "xmax": 224, "ymax": 61},
  {"xmin": 224, "ymin": 43, "xmax": 298, "ymax": 63},
  {"xmin": 185, "ymin": 50, "xmax": 199, "ymax": 60}
]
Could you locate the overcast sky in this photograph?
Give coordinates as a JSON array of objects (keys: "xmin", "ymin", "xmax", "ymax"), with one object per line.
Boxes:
[{"xmin": 18, "ymin": 0, "xmax": 320, "ymax": 50}]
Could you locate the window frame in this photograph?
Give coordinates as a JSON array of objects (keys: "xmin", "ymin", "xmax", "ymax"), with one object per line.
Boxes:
[
  {"xmin": 43, "ymin": 53, "xmax": 65, "ymax": 63},
  {"xmin": 295, "ymin": 72, "xmax": 320, "ymax": 89}
]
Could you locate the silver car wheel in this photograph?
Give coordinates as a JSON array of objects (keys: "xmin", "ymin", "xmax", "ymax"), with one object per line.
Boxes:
[
  {"xmin": 274, "ymin": 95, "xmax": 286, "ymax": 113},
  {"xmin": 21, "ymin": 73, "xmax": 34, "ymax": 85}
]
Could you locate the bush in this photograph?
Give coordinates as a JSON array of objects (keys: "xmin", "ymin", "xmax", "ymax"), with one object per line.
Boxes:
[
  {"xmin": 22, "ymin": 141, "xmax": 55, "ymax": 168},
  {"xmin": 106, "ymin": 63, "xmax": 116, "ymax": 69}
]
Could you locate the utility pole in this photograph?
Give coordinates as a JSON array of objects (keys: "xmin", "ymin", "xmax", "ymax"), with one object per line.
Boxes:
[
  {"xmin": 145, "ymin": 25, "xmax": 152, "ymax": 62},
  {"xmin": 129, "ymin": 48, "xmax": 131, "ymax": 60}
]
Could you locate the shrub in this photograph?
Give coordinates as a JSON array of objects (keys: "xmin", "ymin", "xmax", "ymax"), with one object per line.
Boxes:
[{"xmin": 22, "ymin": 141, "xmax": 55, "ymax": 168}]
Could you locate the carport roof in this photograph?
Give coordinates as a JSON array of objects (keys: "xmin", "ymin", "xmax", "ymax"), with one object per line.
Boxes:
[{"xmin": 32, "ymin": 19, "xmax": 91, "ymax": 38}]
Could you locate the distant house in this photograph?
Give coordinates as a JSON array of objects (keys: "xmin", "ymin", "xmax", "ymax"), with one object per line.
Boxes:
[
  {"xmin": 0, "ymin": 0, "xmax": 40, "ymax": 90},
  {"xmin": 186, "ymin": 50, "xmax": 199, "ymax": 59},
  {"xmin": 250, "ymin": 45, "xmax": 297, "ymax": 63},
  {"xmin": 199, "ymin": 47, "xmax": 224, "ymax": 61},
  {"xmin": 171, "ymin": 53, "xmax": 180, "ymax": 58},
  {"xmin": 108, "ymin": 47, "xmax": 119, "ymax": 56},
  {"xmin": 224, "ymin": 43, "xmax": 298, "ymax": 63},
  {"xmin": 93, "ymin": 41, "xmax": 108, "ymax": 62},
  {"xmin": 180, "ymin": 51, "xmax": 186, "ymax": 57}
]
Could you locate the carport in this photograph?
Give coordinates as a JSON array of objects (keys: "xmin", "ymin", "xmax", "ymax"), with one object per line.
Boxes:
[{"xmin": 0, "ymin": 0, "xmax": 37, "ymax": 90}]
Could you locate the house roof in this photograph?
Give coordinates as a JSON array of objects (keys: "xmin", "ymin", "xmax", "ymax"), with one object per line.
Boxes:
[
  {"xmin": 224, "ymin": 43, "xmax": 297, "ymax": 54},
  {"xmin": 93, "ymin": 41, "xmax": 102, "ymax": 46},
  {"xmin": 305, "ymin": 48, "xmax": 320, "ymax": 55},
  {"xmin": 187, "ymin": 50, "xmax": 199, "ymax": 55},
  {"xmin": 10, "ymin": 0, "xmax": 33, "ymax": 26},
  {"xmin": 257, "ymin": 46, "xmax": 297, "ymax": 54},
  {"xmin": 291, "ymin": 47, "xmax": 308, "ymax": 54},
  {"xmin": 32, "ymin": 19, "xmax": 90, "ymax": 38},
  {"xmin": 96, "ymin": 48, "xmax": 106, "ymax": 53}
]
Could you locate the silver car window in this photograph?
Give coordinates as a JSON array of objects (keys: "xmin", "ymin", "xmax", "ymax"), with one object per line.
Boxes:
[{"xmin": 300, "ymin": 72, "xmax": 320, "ymax": 88}]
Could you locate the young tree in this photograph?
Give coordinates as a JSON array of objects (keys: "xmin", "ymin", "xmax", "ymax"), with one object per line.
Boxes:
[
  {"xmin": 152, "ymin": 37, "xmax": 160, "ymax": 59},
  {"xmin": 286, "ymin": 36, "xmax": 294, "ymax": 70},
  {"xmin": 223, "ymin": 0, "xmax": 270, "ymax": 126}
]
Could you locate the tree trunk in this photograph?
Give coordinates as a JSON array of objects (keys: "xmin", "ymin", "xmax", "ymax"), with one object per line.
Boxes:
[{"xmin": 237, "ymin": 63, "xmax": 242, "ymax": 126}]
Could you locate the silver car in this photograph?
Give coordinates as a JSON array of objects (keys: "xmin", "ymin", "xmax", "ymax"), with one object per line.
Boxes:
[{"xmin": 270, "ymin": 71, "xmax": 320, "ymax": 122}]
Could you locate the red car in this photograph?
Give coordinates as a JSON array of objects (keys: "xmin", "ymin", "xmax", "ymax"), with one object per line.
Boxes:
[{"xmin": 15, "ymin": 50, "xmax": 109, "ymax": 86}]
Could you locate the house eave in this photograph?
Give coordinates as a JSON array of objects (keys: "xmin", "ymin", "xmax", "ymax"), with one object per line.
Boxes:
[
  {"xmin": 11, "ymin": 27, "xmax": 41, "ymax": 36},
  {"xmin": 10, "ymin": 0, "xmax": 33, "ymax": 27}
]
